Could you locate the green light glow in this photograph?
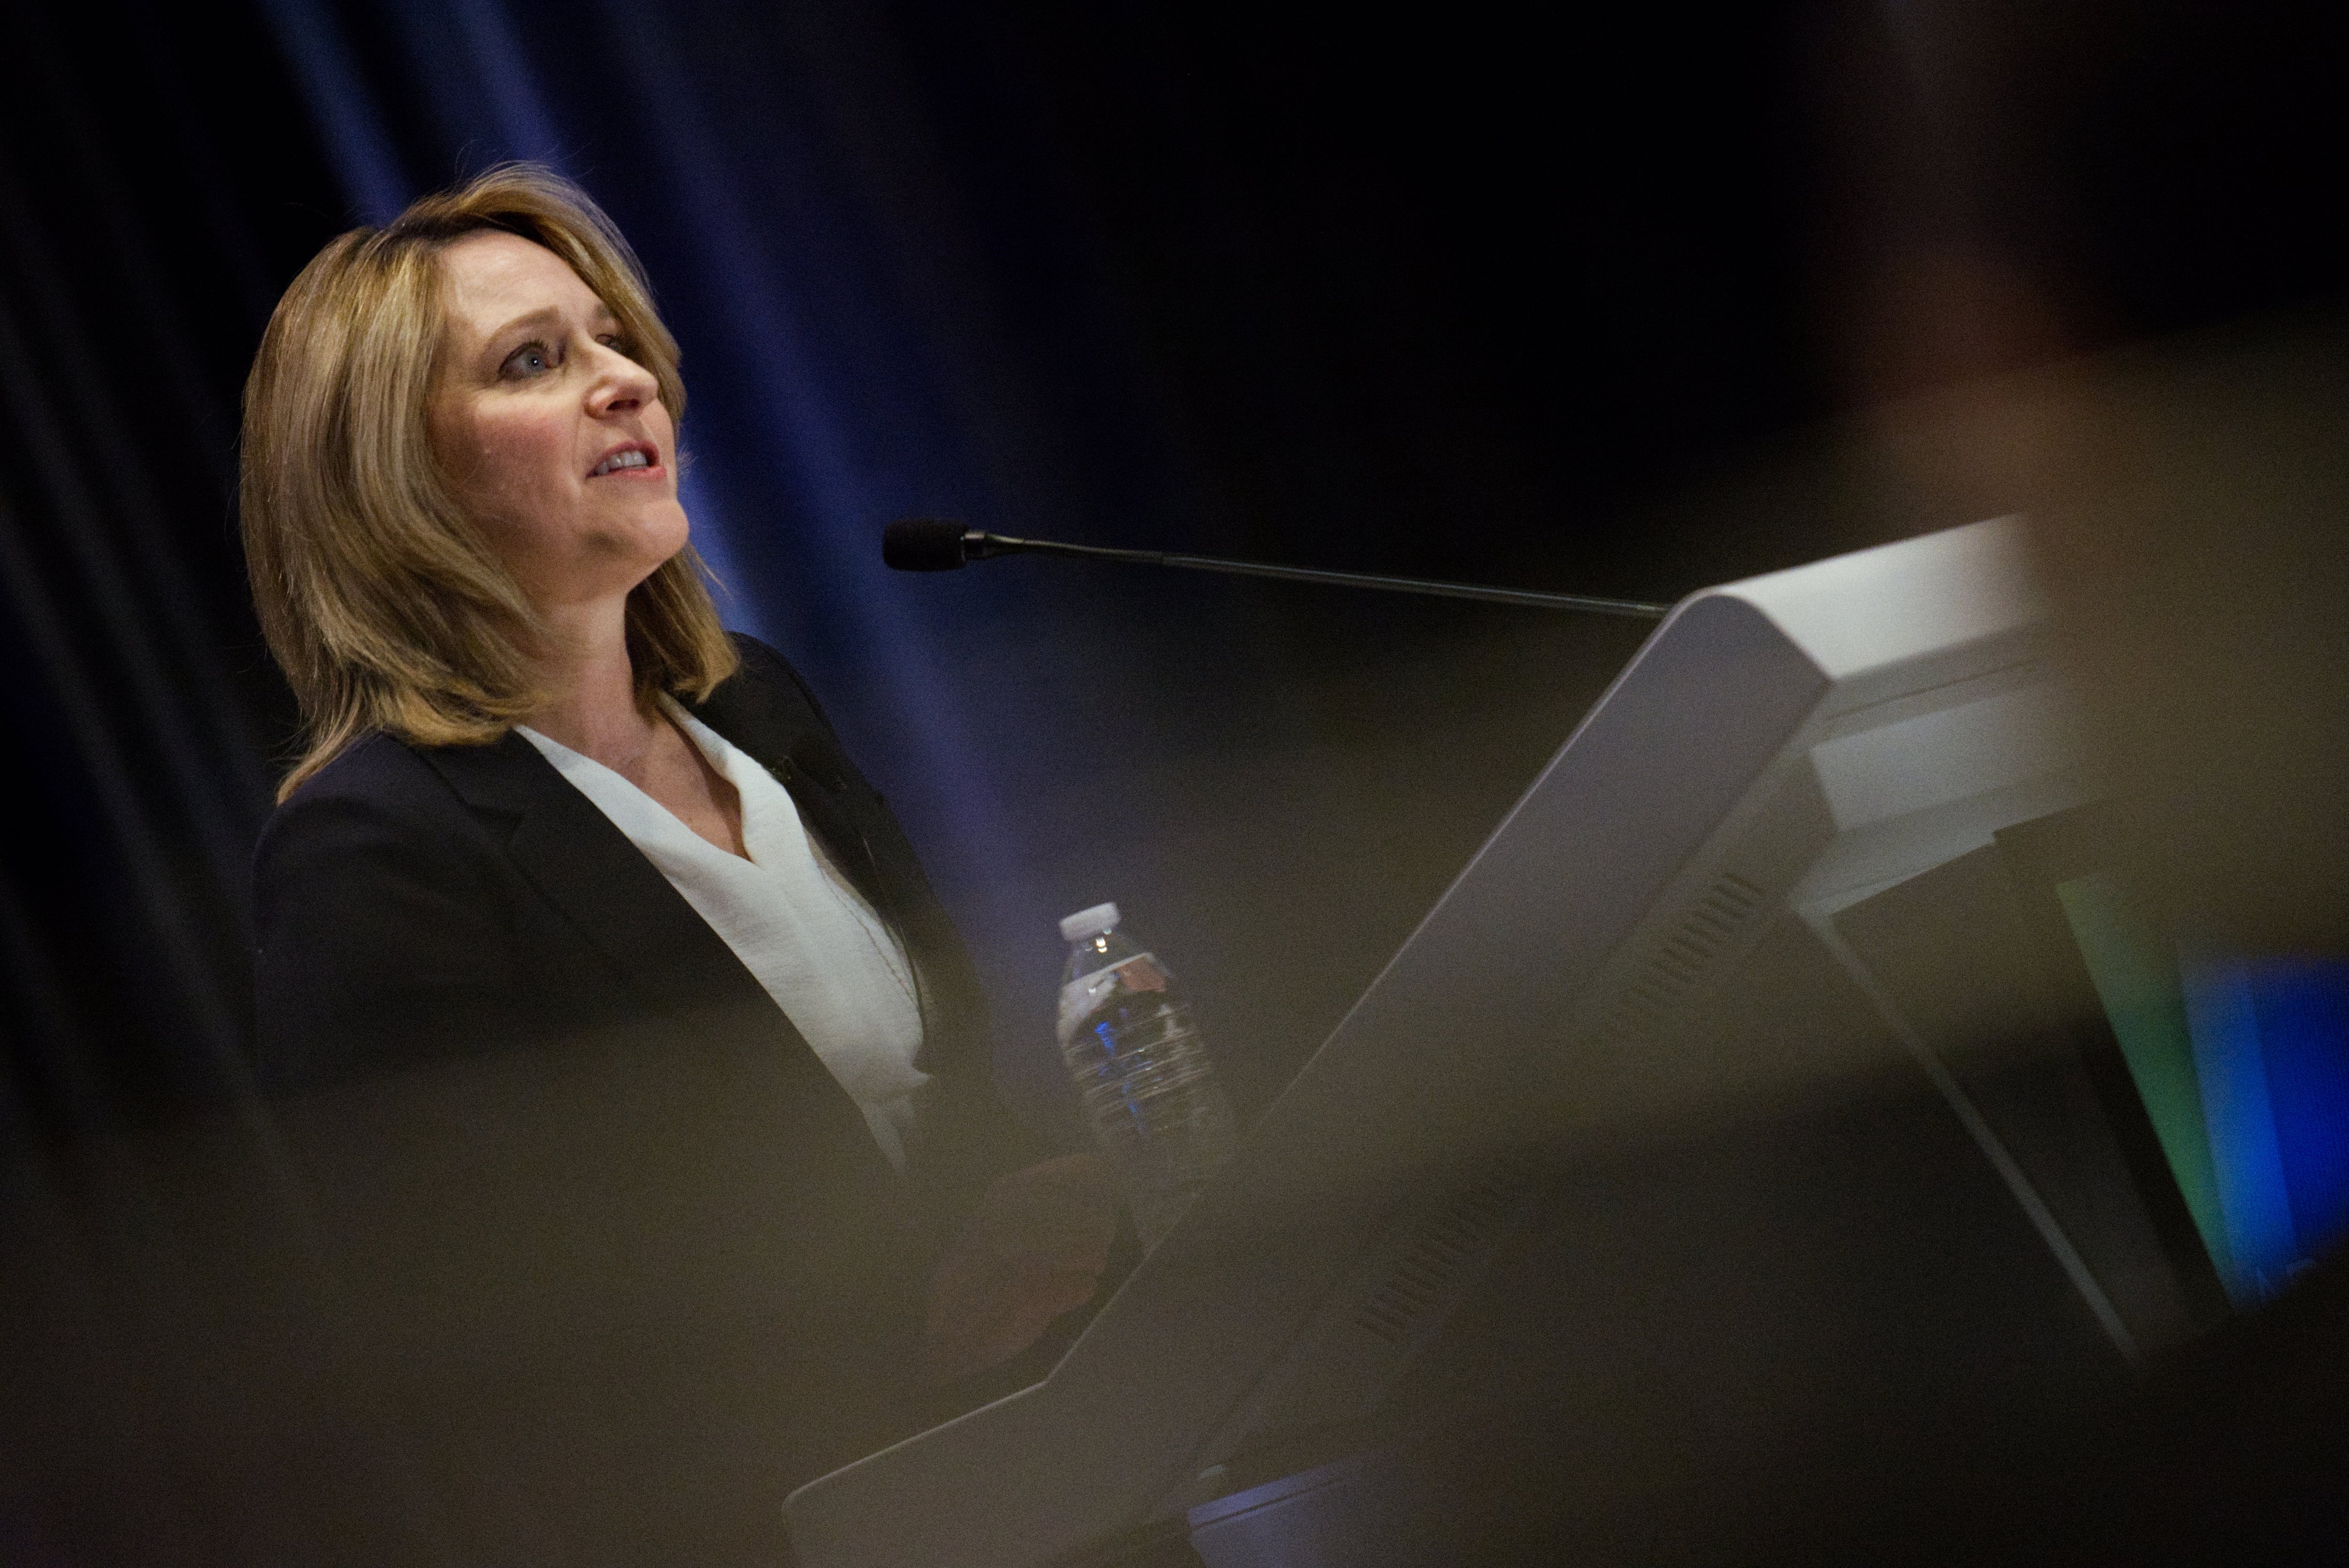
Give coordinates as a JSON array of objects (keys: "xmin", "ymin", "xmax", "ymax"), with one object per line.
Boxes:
[{"xmin": 2056, "ymin": 873, "xmax": 2232, "ymax": 1283}]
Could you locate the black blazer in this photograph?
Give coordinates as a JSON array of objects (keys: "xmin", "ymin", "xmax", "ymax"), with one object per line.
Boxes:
[{"xmin": 248, "ymin": 636, "xmax": 1029, "ymax": 1564}]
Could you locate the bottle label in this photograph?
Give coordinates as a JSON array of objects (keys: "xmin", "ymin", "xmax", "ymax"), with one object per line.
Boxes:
[{"xmin": 1057, "ymin": 953, "xmax": 1171, "ymax": 1047}]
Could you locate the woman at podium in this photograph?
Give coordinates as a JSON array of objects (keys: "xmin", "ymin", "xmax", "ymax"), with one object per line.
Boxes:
[{"xmin": 237, "ymin": 163, "xmax": 1110, "ymax": 1563}]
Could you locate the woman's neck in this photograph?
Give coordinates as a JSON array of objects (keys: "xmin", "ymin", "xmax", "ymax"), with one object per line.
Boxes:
[
  {"xmin": 519, "ymin": 597, "xmax": 660, "ymax": 777},
  {"xmin": 518, "ymin": 590, "xmax": 747, "ymax": 857}
]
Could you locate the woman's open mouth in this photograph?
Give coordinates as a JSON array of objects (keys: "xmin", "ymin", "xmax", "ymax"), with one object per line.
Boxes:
[{"xmin": 589, "ymin": 443, "xmax": 659, "ymax": 477}]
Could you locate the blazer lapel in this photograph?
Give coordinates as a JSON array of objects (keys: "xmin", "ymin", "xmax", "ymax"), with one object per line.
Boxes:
[
  {"xmin": 689, "ymin": 638, "xmax": 999, "ymax": 1087},
  {"xmin": 691, "ymin": 675, "xmax": 890, "ymax": 912},
  {"xmin": 417, "ymin": 733, "xmax": 768, "ymax": 1023},
  {"xmin": 413, "ymin": 732, "xmax": 903, "ymax": 1200}
]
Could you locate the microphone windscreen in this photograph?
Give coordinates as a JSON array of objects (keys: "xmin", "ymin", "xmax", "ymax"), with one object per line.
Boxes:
[{"xmin": 882, "ymin": 517, "xmax": 971, "ymax": 572}]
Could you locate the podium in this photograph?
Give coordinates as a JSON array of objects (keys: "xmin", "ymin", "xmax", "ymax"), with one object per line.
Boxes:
[{"xmin": 785, "ymin": 519, "xmax": 2218, "ymax": 1567}]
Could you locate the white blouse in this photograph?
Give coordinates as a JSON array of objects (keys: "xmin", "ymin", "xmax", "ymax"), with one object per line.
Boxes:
[{"xmin": 517, "ymin": 701, "xmax": 931, "ymax": 1168}]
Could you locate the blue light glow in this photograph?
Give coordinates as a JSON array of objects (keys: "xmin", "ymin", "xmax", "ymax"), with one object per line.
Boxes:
[{"xmin": 2180, "ymin": 952, "xmax": 2349, "ymax": 1303}]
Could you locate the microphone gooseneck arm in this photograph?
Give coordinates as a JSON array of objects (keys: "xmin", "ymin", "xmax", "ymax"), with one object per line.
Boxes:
[{"xmin": 880, "ymin": 518, "xmax": 1672, "ymax": 620}]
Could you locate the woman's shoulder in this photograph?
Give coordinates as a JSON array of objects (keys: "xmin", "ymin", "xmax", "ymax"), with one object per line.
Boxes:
[
  {"xmin": 250, "ymin": 731, "xmax": 580, "ymax": 1089},
  {"xmin": 713, "ymin": 632, "xmax": 827, "ymax": 716},
  {"xmin": 262, "ymin": 732, "xmax": 463, "ymax": 843},
  {"xmin": 694, "ymin": 634, "xmax": 846, "ymax": 768},
  {"xmin": 279, "ymin": 730, "xmax": 446, "ymax": 807},
  {"xmin": 255, "ymin": 730, "xmax": 522, "ymax": 897}
]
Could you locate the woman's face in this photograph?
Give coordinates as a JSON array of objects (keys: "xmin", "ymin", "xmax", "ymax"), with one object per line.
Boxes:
[{"xmin": 428, "ymin": 230, "xmax": 686, "ymax": 615}]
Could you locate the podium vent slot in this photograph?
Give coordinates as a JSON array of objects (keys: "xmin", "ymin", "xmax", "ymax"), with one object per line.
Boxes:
[
  {"xmin": 1353, "ymin": 1160, "xmax": 1540, "ymax": 1347},
  {"xmin": 1606, "ymin": 872, "xmax": 1764, "ymax": 1041}
]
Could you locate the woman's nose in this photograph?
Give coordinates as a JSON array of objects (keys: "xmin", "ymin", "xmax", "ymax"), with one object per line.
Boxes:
[{"xmin": 586, "ymin": 344, "xmax": 658, "ymax": 416}]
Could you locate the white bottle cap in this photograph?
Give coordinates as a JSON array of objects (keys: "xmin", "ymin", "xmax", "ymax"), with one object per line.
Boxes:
[{"xmin": 1059, "ymin": 902, "xmax": 1121, "ymax": 943}]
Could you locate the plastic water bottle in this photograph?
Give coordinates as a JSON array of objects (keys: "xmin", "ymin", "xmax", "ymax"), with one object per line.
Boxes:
[{"xmin": 1056, "ymin": 902, "xmax": 1238, "ymax": 1250}]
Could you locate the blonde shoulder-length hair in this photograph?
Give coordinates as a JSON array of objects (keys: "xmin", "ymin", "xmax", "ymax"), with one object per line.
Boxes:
[{"xmin": 241, "ymin": 163, "xmax": 739, "ymax": 800}]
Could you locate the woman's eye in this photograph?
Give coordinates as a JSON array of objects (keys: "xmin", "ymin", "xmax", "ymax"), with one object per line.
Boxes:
[
  {"xmin": 499, "ymin": 342, "xmax": 557, "ymax": 379},
  {"xmin": 599, "ymin": 334, "xmax": 638, "ymax": 361}
]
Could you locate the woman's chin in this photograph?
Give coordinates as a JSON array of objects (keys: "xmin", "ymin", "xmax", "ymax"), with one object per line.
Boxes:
[{"xmin": 594, "ymin": 506, "xmax": 693, "ymax": 586}]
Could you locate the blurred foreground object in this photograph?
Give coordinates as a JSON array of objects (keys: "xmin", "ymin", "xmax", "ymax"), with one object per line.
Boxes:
[
  {"xmin": 921, "ymin": 1153, "xmax": 1120, "ymax": 1385},
  {"xmin": 2022, "ymin": 311, "xmax": 2349, "ymax": 959}
]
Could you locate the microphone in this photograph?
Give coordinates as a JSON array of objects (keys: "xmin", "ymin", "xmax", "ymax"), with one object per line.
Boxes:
[
  {"xmin": 882, "ymin": 517, "xmax": 1016, "ymax": 571},
  {"xmin": 880, "ymin": 517, "xmax": 1671, "ymax": 619}
]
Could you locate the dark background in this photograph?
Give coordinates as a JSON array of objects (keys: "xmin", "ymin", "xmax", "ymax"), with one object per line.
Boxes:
[{"xmin": 4, "ymin": 0, "xmax": 2348, "ymax": 1560}]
